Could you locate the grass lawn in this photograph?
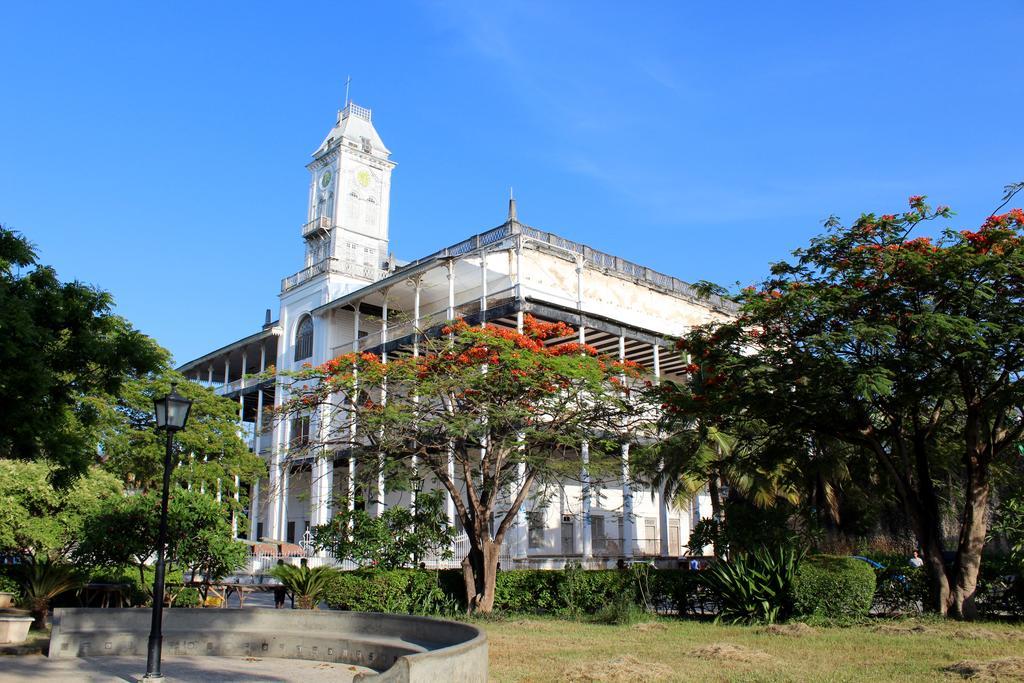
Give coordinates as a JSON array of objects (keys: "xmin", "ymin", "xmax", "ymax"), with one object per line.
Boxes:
[{"xmin": 480, "ymin": 616, "xmax": 1024, "ymax": 682}]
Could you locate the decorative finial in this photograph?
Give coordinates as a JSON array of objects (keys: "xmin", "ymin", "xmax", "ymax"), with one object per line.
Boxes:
[
  {"xmin": 344, "ymin": 75, "xmax": 352, "ymax": 108},
  {"xmin": 507, "ymin": 188, "xmax": 518, "ymax": 222}
]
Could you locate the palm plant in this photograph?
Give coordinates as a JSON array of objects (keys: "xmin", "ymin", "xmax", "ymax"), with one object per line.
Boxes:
[
  {"xmin": 702, "ymin": 545, "xmax": 804, "ymax": 624},
  {"xmin": 17, "ymin": 555, "xmax": 84, "ymax": 629},
  {"xmin": 269, "ymin": 564, "xmax": 336, "ymax": 609}
]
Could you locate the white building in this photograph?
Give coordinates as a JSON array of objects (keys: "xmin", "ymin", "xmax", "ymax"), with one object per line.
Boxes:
[{"xmin": 178, "ymin": 102, "xmax": 729, "ymax": 567}]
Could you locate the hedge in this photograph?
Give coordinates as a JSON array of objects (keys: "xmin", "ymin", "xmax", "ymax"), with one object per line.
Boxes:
[
  {"xmin": 323, "ymin": 566, "xmax": 709, "ymax": 617},
  {"xmin": 793, "ymin": 555, "xmax": 876, "ymax": 620},
  {"xmin": 324, "ymin": 569, "xmax": 446, "ymax": 614}
]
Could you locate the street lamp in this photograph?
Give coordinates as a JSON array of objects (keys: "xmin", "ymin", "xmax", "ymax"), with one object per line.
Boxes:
[
  {"xmin": 411, "ymin": 476, "xmax": 424, "ymax": 567},
  {"xmin": 145, "ymin": 382, "xmax": 192, "ymax": 680}
]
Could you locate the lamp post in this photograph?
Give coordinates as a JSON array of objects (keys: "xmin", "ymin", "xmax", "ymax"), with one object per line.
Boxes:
[
  {"xmin": 145, "ymin": 382, "xmax": 192, "ymax": 680},
  {"xmin": 411, "ymin": 476, "xmax": 423, "ymax": 567}
]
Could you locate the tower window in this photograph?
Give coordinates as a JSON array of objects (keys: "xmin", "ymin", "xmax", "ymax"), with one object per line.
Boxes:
[{"xmin": 294, "ymin": 315, "xmax": 314, "ymax": 361}]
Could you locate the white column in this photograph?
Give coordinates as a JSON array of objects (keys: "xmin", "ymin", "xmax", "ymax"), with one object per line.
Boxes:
[
  {"xmin": 445, "ymin": 262, "xmax": 456, "ymax": 528},
  {"xmin": 232, "ymin": 474, "xmax": 240, "ymax": 537},
  {"xmin": 479, "ymin": 250, "xmax": 488, "ymax": 325},
  {"xmin": 412, "ymin": 277, "xmax": 421, "ymax": 510},
  {"xmin": 620, "ymin": 335, "xmax": 635, "ymax": 558},
  {"xmin": 654, "ymin": 344, "xmax": 670, "ymax": 557},
  {"xmin": 268, "ymin": 381, "xmax": 285, "ymax": 540},
  {"xmin": 513, "ymin": 310, "xmax": 527, "ymax": 558},
  {"xmin": 249, "ymin": 479, "xmax": 261, "ymax": 540},
  {"xmin": 447, "ymin": 260, "xmax": 455, "ymax": 319},
  {"xmin": 280, "ymin": 462, "xmax": 290, "ymax": 542},
  {"xmin": 207, "ymin": 365, "xmax": 213, "ymax": 386},
  {"xmin": 413, "ymin": 276, "xmax": 421, "ymax": 356},
  {"xmin": 581, "ymin": 441, "xmax": 592, "ymax": 561},
  {"xmin": 374, "ymin": 291, "xmax": 388, "ymax": 518},
  {"xmin": 224, "ymin": 358, "xmax": 230, "ymax": 391},
  {"xmin": 349, "ymin": 303, "xmax": 360, "ymax": 518}
]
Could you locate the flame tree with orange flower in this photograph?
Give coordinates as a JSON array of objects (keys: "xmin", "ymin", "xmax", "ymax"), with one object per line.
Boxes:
[
  {"xmin": 661, "ymin": 186, "xmax": 1024, "ymax": 619},
  {"xmin": 276, "ymin": 315, "xmax": 654, "ymax": 613}
]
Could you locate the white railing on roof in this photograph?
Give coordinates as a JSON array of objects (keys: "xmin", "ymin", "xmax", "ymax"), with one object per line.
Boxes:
[
  {"xmin": 391, "ymin": 220, "xmax": 735, "ymax": 311},
  {"xmin": 282, "ymin": 257, "xmax": 385, "ymax": 292}
]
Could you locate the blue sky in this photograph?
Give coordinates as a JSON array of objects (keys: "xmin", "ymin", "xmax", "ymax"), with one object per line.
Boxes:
[{"xmin": 2, "ymin": 2, "xmax": 1022, "ymax": 365}]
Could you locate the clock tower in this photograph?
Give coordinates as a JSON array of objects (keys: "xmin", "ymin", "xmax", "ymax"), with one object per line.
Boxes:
[{"xmin": 302, "ymin": 102, "xmax": 395, "ymax": 287}]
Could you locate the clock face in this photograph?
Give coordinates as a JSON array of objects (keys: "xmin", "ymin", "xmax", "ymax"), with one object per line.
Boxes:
[
  {"xmin": 320, "ymin": 170, "xmax": 333, "ymax": 189},
  {"xmin": 356, "ymin": 169, "xmax": 372, "ymax": 188}
]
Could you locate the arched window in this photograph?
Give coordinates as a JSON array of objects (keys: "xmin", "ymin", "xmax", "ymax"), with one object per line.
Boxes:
[{"xmin": 294, "ymin": 315, "xmax": 314, "ymax": 361}]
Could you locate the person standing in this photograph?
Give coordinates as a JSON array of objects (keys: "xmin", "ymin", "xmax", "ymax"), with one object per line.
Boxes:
[
  {"xmin": 273, "ymin": 559, "xmax": 287, "ymax": 608},
  {"xmin": 909, "ymin": 551, "xmax": 924, "ymax": 568}
]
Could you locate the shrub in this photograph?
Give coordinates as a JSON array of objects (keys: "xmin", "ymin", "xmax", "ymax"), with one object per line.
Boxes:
[
  {"xmin": 873, "ymin": 564, "xmax": 927, "ymax": 615},
  {"xmin": 793, "ymin": 555, "xmax": 875, "ymax": 621},
  {"xmin": 171, "ymin": 587, "xmax": 202, "ymax": 608},
  {"xmin": 324, "ymin": 567, "xmax": 711, "ymax": 619},
  {"xmin": 493, "ymin": 569, "xmax": 560, "ymax": 613},
  {"xmin": 0, "ymin": 567, "xmax": 20, "ymax": 601},
  {"xmin": 702, "ymin": 546, "xmax": 803, "ymax": 624},
  {"xmin": 17, "ymin": 556, "xmax": 85, "ymax": 629},
  {"xmin": 592, "ymin": 593, "xmax": 646, "ymax": 625},
  {"xmin": 270, "ymin": 565, "xmax": 336, "ymax": 609},
  {"xmin": 325, "ymin": 569, "xmax": 440, "ymax": 613}
]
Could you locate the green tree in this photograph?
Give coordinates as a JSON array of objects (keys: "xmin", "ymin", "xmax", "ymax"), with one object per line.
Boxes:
[
  {"xmin": 74, "ymin": 488, "xmax": 246, "ymax": 594},
  {"xmin": 0, "ymin": 459, "xmax": 122, "ymax": 557},
  {"xmin": 664, "ymin": 192, "xmax": 1024, "ymax": 618},
  {"xmin": 278, "ymin": 316, "xmax": 654, "ymax": 613},
  {"xmin": 312, "ymin": 490, "xmax": 454, "ymax": 569},
  {"xmin": 96, "ymin": 373, "xmax": 266, "ymax": 515},
  {"xmin": 0, "ymin": 227, "xmax": 165, "ymax": 478}
]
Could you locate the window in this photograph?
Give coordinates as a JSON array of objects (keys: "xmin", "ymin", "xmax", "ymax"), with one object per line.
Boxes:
[
  {"xmin": 291, "ymin": 416, "xmax": 310, "ymax": 448},
  {"xmin": 592, "ymin": 516, "xmax": 606, "ymax": 553},
  {"xmin": 528, "ymin": 511, "xmax": 546, "ymax": 549},
  {"xmin": 294, "ymin": 316, "xmax": 313, "ymax": 361}
]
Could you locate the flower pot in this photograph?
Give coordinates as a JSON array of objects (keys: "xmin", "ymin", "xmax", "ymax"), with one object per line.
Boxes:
[
  {"xmin": 0, "ymin": 616, "xmax": 34, "ymax": 644},
  {"xmin": 0, "ymin": 592, "xmax": 14, "ymax": 609}
]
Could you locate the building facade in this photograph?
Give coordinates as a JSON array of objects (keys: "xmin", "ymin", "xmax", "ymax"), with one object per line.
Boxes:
[{"xmin": 178, "ymin": 103, "xmax": 731, "ymax": 567}]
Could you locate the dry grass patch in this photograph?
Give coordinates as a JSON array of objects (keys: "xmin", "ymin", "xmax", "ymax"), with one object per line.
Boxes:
[
  {"xmin": 690, "ymin": 642, "xmax": 774, "ymax": 664},
  {"xmin": 875, "ymin": 624, "xmax": 1024, "ymax": 641},
  {"xmin": 760, "ymin": 623, "xmax": 817, "ymax": 637},
  {"xmin": 632, "ymin": 621, "xmax": 668, "ymax": 633},
  {"xmin": 562, "ymin": 655, "xmax": 674, "ymax": 682},
  {"xmin": 943, "ymin": 657, "xmax": 1024, "ymax": 680}
]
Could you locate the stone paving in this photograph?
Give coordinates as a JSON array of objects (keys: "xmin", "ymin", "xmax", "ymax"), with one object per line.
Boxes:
[{"xmin": 0, "ymin": 654, "xmax": 373, "ymax": 682}]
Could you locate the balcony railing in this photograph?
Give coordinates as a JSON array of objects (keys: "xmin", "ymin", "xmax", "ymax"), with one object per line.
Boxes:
[
  {"xmin": 302, "ymin": 216, "xmax": 332, "ymax": 238},
  {"xmin": 281, "ymin": 257, "xmax": 385, "ymax": 292}
]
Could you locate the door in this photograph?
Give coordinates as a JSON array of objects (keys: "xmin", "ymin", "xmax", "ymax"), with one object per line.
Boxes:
[
  {"xmin": 561, "ymin": 520, "xmax": 575, "ymax": 555},
  {"xmin": 669, "ymin": 520, "xmax": 681, "ymax": 555},
  {"xmin": 592, "ymin": 516, "xmax": 606, "ymax": 553}
]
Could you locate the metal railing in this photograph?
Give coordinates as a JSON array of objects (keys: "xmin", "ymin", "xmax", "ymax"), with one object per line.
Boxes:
[
  {"xmin": 302, "ymin": 216, "xmax": 332, "ymax": 238},
  {"xmin": 282, "ymin": 257, "xmax": 385, "ymax": 292},
  {"xmin": 392, "ymin": 220, "xmax": 736, "ymax": 311}
]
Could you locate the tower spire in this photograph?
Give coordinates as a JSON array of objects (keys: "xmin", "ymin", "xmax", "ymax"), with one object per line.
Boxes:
[
  {"xmin": 507, "ymin": 187, "xmax": 518, "ymax": 222},
  {"xmin": 344, "ymin": 75, "xmax": 352, "ymax": 108}
]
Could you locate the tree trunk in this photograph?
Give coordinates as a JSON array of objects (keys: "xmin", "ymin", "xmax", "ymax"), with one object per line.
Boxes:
[
  {"xmin": 461, "ymin": 540, "xmax": 502, "ymax": 613},
  {"xmin": 708, "ymin": 473, "xmax": 724, "ymax": 558},
  {"xmin": 29, "ymin": 600, "xmax": 48, "ymax": 630},
  {"xmin": 946, "ymin": 449, "xmax": 991, "ymax": 620}
]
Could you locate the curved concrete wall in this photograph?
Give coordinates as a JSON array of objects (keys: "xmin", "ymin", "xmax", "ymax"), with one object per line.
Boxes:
[{"xmin": 49, "ymin": 608, "xmax": 486, "ymax": 682}]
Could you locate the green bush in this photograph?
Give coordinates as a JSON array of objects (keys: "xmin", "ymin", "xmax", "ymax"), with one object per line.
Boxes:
[
  {"xmin": 702, "ymin": 546, "xmax": 803, "ymax": 624},
  {"xmin": 171, "ymin": 587, "xmax": 201, "ymax": 608},
  {"xmin": 592, "ymin": 593, "xmax": 646, "ymax": 625},
  {"xmin": 325, "ymin": 569, "xmax": 443, "ymax": 614},
  {"xmin": 324, "ymin": 567, "xmax": 710, "ymax": 618},
  {"xmin": 0, "ymin": 566, "xmax": 20, "ymax": 601},
  {"xmin": 793, "ymin": 555, "xmax": 876, "ymax": 620}
]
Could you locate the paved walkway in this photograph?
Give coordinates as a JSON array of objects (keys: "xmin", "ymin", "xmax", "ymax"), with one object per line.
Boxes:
[{"xmin": 0, "ymin": 655, "xmax": 373, "ymax": 682}]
